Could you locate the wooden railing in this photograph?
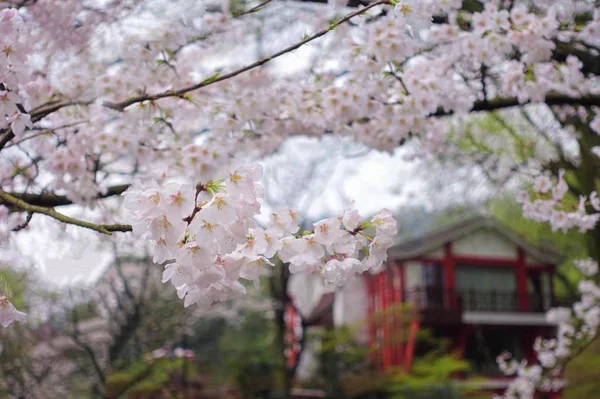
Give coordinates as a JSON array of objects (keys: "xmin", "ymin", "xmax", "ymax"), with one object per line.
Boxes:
[{"xmin": 403, "ymin": 287, "xmax": 570, "ymax": 313}]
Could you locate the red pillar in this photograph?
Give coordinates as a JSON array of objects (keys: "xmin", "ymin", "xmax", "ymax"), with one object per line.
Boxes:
[
  {"xmin": 365, "ymin": 276, "xmax": 375, "ymax": 364},
  {"xmin": 390, "ymin": 264, "xmax": 400, "ymax": 367},
  {"xmin": 377, "ymin": 272, "xmax": 386, "ymax": 369},
  {"xmin": 444, "ymin": 243, "xmax": 456, "ymax": 309},
  {"xmin": 382, "ymin": 272, "xmax": 391, "ymax": 369},
  {"xmin": 395, "ymin": 262, "xmax": 405, "ymax": 367},
  {"xmin": 516, "ymin": 248, "xmax": 529, "ymax": 311},
  {"xmin": 285, "ymin": 304, "xmax": 298, "ymax": 369}
]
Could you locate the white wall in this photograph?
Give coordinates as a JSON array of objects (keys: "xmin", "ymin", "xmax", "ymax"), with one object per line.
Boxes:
[
  {"xmin": 295, "ymin": 327, "xmax": 323, "ymax": 381},
  {"xmin": 452, "ymin": 229, "xmax": 516, "ymax": 258},
  {"xmin": 423, "ymin": 247, "xmax": 444, "ymax": 258},
  {"xmin": 333, "ymin": 276, "xmax": 369, "ymax": 343},
  {"xmin": 404, "ymin": 261, "xmax": 423, "ymax": 289},
  {"xmin": 288, "ymin": 273, "xmax": 326, "ymax": 319}
]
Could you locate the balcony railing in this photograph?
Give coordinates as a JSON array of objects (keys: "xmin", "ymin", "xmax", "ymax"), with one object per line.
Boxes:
[{"xmin": 404, "ymin": 287, "xmax": 568, "ymax": 313}]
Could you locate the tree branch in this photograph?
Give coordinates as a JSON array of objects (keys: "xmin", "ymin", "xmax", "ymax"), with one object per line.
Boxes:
[
  {"xmin": 0, "ymin": 190, "xmax": 132, "ymax": 235},
  {"xmin": 70, "ymin": 307, "xmax": 107, "ymax": 388},
  {"xmin": 434, "ymin": 94, "xmax": 600, "ymax": 116},
  {"xmin": 1, "ymin": 184, "xmax": 130, "ymax": 207},
  {"xmin": 0, "ymin": 100, "xmax": 93, "ymax": 151}
]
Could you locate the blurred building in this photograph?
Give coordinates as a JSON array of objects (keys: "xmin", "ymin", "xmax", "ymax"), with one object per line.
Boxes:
[{"xmin": 289, "ymin": 215, "xmax": 566, "ymax": 398}]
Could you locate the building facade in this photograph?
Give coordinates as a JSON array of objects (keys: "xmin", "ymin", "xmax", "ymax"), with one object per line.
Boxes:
[{"xmin": 290, "ymin": 216, "xmax": 567, "ymax": 398}]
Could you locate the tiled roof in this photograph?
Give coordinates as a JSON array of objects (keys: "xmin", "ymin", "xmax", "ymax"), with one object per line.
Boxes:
[{"xmin": 389, "ymin": 215, "xmax": 563, "ymax": 265}]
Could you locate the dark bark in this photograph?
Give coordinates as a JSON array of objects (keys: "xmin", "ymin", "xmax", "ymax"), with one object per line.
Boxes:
[{"xmin": 0, "ymin": 184, "xmax": 129, "ymax": 208}]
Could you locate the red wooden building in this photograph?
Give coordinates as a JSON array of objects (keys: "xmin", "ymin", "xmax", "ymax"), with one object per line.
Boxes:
[{"xmin": 290, "ymin": 216, "xmax": 567, "ymax": 398}]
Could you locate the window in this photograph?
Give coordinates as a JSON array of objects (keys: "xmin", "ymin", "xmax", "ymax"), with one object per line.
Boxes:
[
  {"xmin": 456, "ymin": 265, "xmax": 517, "ymax": 311},
  {"xmin": 422, "ymin": 263, "xmax": 444, "ymax": 308}
]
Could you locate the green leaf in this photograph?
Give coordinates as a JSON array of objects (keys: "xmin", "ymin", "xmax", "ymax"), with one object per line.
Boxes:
[{"xmin": 202, "ymin": 72, "xmax": 221, "ymax": 85}]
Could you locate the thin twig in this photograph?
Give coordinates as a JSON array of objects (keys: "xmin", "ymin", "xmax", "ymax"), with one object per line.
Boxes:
[
  {"xmin": 4, "ymin": 120, "xmax": 88, "ymax": 148},
  {"xmin": 0, "ymin": 100, "xmax": 92, "ymax": 151},
  {"xmin": 238, "ymin": 0, "xmax": 274, "ymax": 16},
  {"xmin": 11, "ymin": 212, "xmax": 32, "ymax": 232}
]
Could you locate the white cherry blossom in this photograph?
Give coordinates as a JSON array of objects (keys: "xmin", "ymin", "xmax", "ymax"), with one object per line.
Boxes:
[{"xmin": 0, "ymin": 296, "xmax": 26, "ymax": 327}]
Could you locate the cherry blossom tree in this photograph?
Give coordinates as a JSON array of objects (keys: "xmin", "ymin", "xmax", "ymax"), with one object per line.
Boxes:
[{"xmin": 0, "ymin": 0, "xmax": 599, "ymax": 397}]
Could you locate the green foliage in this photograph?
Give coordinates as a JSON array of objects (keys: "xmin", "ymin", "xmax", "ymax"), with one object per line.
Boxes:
[
  {"xmin": 309, "ymin": 323, "xmax": 383, "ymax": 398},
  {"xmin": 218, "ymin": 311, "xmax": 285, "ymax": 398},
  {"xmin": 385, "ymin": 329, "xmax": 471, "ymax": 399},
  {"xmin": 70, "ymin": 300, "xmax": 99, "ymax": 322},
  {"xmin": 106, "ymin": 357, "xmax": 201, "ymax": 399},
  {"xmin": 449, "ymin": 113, "xmax": 536, "ymax": 164},
  {"xmin": 387, "ymin": 347, "xmax": 469, "ymax": 399},
  {"xmin": 0, "ymin": 268, "xmax": 27, "ymax": 310},
  {"xmin": 564, "ymin": 338, "xmax": 600, "ymax": 399},
  {"xmin": 201, "ymin": 72, "xmax": 221, "ymax": 85}
]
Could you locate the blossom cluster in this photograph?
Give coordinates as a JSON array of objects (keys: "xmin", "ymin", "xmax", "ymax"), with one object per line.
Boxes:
[
  {"xmin": 0, "ymin": 0, "xmax": 596, "ymax": 213},
  {"xmin": 0, "ymin": 8, "xmax": 31, "ymax": 136},
  {"xmin": 517, "ymin": 170, "xmax": 600, "ymax": 233},
  {"xmin": 123, "ymin": 163, "xmax": 397, "ymax": 307},
  {"xmin": 495, "ymin": 261, "xmax": 600, "ymax": 398}
]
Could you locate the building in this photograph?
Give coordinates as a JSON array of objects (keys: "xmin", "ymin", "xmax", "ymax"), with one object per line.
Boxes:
[{"xmin": 289, "ymin": 215, "xmax": 567, "ymax": 398}]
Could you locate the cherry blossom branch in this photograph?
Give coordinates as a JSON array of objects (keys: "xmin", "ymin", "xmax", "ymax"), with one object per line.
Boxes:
[
  {"xmin": 0, "ymin": 100, "xmax": 92, "ymax": 151},
  {"xmin": 0, "ymin": 189, "xmax": 132, "ymax": 235},
  {"xmin": 0, "ymin": 184, "xmax": 130, "ymax": 207},
  {"xmin": 29, "ymin": 100, "xmax": 93, "ymax": 121},
  {"xmin": 102, "ymin": 0, "xmax": 391, "ymax": 111}
]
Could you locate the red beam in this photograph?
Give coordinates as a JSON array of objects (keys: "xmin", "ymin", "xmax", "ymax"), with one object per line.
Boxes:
[
  {"xmin": 410, "ymin": 257, "xmax": 444, "ymax": 265},
  {"xmin": 394, "ymin": 256, "xmax": 555, "ymax": 269},
  {"xmin": 453, "ymin": 254, "xmax": 517, "ymax": 266},
  {"xmin": 444, "ymin": 243, "xmax": 457, "ymax": 309}
]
